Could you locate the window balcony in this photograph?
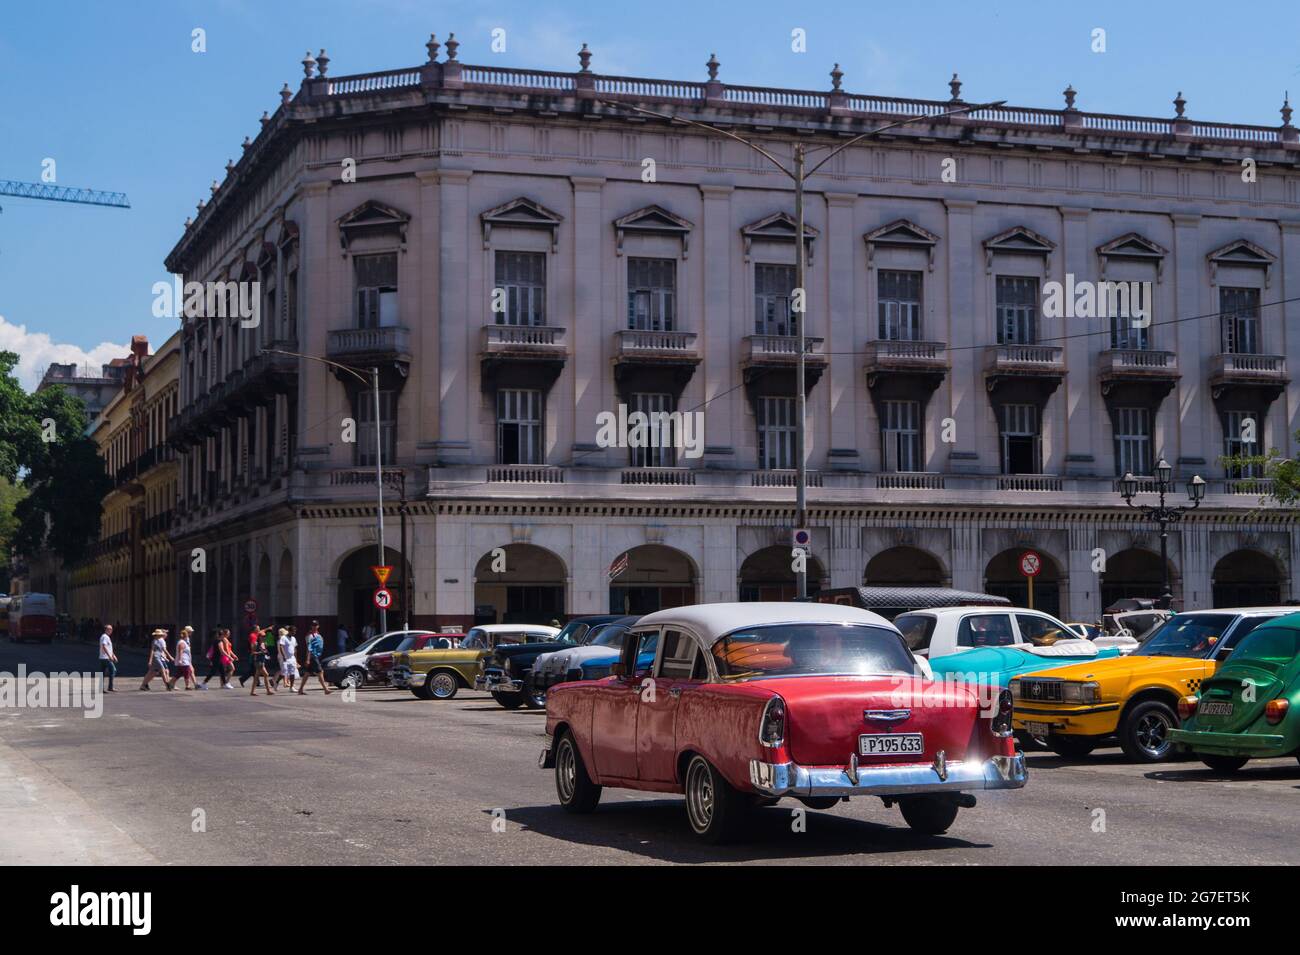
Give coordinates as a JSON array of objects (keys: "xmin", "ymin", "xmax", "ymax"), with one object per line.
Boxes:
[
  {"xmin": 996, "ymin": 473, "xmax": 1064, "ymax": 492},
  {"xmin": 614, "ymin": 329, "xmax": 699, "ymax": 360},
  {"xmin": 984, "ymin": 344, "xmax": 1066, "ymax": 400},
  {"xmin": 481, "ymin": 324, "xmax": 567, "ymax": 356},
  {"xmin": 875, "ymin": 471, "xmax": 946, "ymax": 490},
  {"xmin": 751, "ymin": 469, "xmax": 824, "ymax": 488},
  {"xmin": 326, "ymin": 326, "xmax": 413, "ymax": 367},
  {"xmin": 487, "ymin": 464, "xmax": 566, "ymax": 484},
  {"xmin": 480, "ymin": 325, "xmax": 568, "ymax": 394},
  {"xmin": 620, "ymin": 467, "xmax": 697, "ymax": 486},
  {"xmin": 613, "ymin": 329, "xmax": 701, "ymax": 398},
  {"xmin": 1208, "ymin": 352, "xmax": 1289, "ymax": 402},
  {"xmin": 864, "ymin": 339, "xmax": 948, "ymax": 398},
  {"xmin": 1099, "ymin": 348, "xmax": 1180, "ymax": 404},
  {"xmin": 743, "ymin": 334, "xmax": 827, "ymax": 367}
]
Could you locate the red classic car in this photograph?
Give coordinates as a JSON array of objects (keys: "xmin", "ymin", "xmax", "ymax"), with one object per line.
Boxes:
[{"xmin": 540, "ymin": 602, "xmax": 1026, "ymax": 843}]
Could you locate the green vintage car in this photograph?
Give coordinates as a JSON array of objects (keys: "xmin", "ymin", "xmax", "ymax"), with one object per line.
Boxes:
[{"xmin": 1168, "ymin": 612, "xmax": 1300, "ymax": 772}]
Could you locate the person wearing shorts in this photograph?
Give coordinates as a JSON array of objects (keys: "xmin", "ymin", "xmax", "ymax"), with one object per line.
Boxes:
[
  {"xmin": 173, "ymin": 626, "xmax": 197, "ymax": 689},
  {"xmin": 140, "ymin": 628, "xmax": 174, "ymax": 690},
  {"xmin": 298, "ymin": 621, "xmax": 332, "ymax": 695},
  {"xmin": 277, "ymin": 628, "xmax": 300, "ymax": 689}
]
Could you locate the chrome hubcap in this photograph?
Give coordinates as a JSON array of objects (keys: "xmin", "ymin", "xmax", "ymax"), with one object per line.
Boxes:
[
  {"xmin": 557, "ymin": 740, "xmax": 576, "ymax": 802},
  {"xmin": 1136, "ymin": 712, "xmax": 1172, "ymax": 756},
  {"xmin": 431, "ymin": 673, "xmax": 455, "ymax": 698},
  {"xmin": 686, "ymin": 760, "xmax": 714, "ymax": 832}
]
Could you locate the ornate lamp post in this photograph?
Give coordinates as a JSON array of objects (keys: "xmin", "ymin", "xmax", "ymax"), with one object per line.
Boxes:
[{"xmin": 1119, "ymin": 459, "xmax": 1206, "ymax": 609}]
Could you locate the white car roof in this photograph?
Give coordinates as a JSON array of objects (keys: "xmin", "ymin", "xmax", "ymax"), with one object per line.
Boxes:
[
  {"xmin": 632, "ymin": 602, "xmax": 897, "ymax": 644},
  {"xmin": 899, "ymin": 605, "xmax": 1049, "ymax": 618},
  {"xmin": 470, "ymin": 624, "xmax": 560, "ymax": 634}
]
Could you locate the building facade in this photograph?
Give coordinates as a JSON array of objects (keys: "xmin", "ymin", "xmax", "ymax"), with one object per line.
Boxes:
[
  {"xmin": 165, "ymin": 38, "xmax": 1300, "ymax": 636},
  {"xmin": 67, "ymin": 334, "xmax": 181, "ymax": 640}
]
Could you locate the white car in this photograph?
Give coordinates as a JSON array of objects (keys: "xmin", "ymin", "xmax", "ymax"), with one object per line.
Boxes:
[
  {"xmin": 893, "ymin": 605, "xmax": 1139, "ymax": 660},
  {"xmin": 322, "ymin": 629, "xmax": 428, "ymax": 688}
]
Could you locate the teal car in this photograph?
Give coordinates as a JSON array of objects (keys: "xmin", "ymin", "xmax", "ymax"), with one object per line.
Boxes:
[
  {"xmin": 927, "ymin": 643, "xmax": 1123, "ymax": 688},
  {"xmin": 1168, "ymin": 612, "xmax": 1300, "ymax": 772}
]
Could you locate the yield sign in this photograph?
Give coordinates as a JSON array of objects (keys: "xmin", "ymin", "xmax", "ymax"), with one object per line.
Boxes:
[{"xmin": 372, "ymin": 565, "xmax": 393, "ymax": 586}]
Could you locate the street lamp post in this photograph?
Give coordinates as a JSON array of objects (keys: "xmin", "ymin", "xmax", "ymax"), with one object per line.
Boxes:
[
  {"xmin": 265, "ymin": 348, "xmax": 389, "ymax": 634},
  {"xmin": 600, "ymin": 85, "xmax": 1003, "ymax": 600},
  {"xmin": 1119, "ymin": 459, "xmax": 1207, "ymax": 609}
]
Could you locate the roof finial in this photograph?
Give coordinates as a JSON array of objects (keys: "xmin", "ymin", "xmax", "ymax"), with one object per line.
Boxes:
[
  {"xmin": 1282, "ymin": 93, "xmax": 1293, "ymax": 128},
  {"xmin": 578, "ymin": 43, "xmax": 592, "ymax": 73},
  {"xmin": 706, "ymin": 53, "xmax": 720, "ymax": 81},
  {"xmin": 830, "ymin": 63, "xmax": 843, "ymax": 91},
  {"xmin": 445, "ymin": 33, "xmax": 459, "ymax": 61},
  {"xmin": 949, "ymin": 72, "xmax": 962, "ymax": 102},
  {"xmin": 1063, "ymin": 84, "xmax": 1077, "ymax": 109},
  {"xmin": 259, "ymin": 110, "xmax": 270, "ymax": 127},
  {"xmin": 1173, "ymin": 90, "xmax": 1186, "ymax": 118},
  {"xmin": 426, "ymin": 33, "xmax": 440, "ymax": 63},
  {"xmin": 316, "ymin": 48, "xmax": 330, "ymax": 77},
  {"xmin": 210, "ymin": 180, "xmax": 219, "ymax": 195},
  {"xmin": 241, "ymin": 135, "xmax": 252, "ymax": 150},
  {"xmin": 302, "ymin": 50, "xmax": 316, "ymax": 78},
  {"xmin": 280, "ymin": 83, "xmax": 292, "ymax": 105}
]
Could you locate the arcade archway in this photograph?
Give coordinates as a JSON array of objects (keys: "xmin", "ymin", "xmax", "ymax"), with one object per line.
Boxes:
[
  {"xmin": 864, "ymin": 546, "xmax": 947, "ymax": 587},
  {"xmin": 1100, "ymin": 548, "xmax": 1175, "ymax": 608},
  {"xmin": 738, "ymin": 545, "xmax": 826, "ymax": 601},
  {"xmin": 984, "ymin": 548, "xmax": 1062, "ymax": 618},
  {"xmin": 473, "ymin": 543, "xmax": 567, "ymax": 625},
  {"xmin": 608, "ymin": 545, "xmax": 697, "ymax": 615},
  {"xmin": 1212, "ymin": 550, "xmax": 1283, "ymax": 608}
]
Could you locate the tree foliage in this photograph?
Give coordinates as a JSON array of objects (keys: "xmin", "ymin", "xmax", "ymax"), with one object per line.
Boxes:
[
  {"xmin": 1219, "ymin": 430, "xmax": 1300, "ymax": 508},
  {"xmin": 0, "ymin": 351, "xmax": 112, "ymax": 567}
]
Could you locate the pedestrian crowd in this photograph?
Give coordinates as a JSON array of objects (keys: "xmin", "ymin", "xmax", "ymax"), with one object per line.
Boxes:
[{"xmin": 97, "ymin": 620, "xmax": 335, "ymax": 696}]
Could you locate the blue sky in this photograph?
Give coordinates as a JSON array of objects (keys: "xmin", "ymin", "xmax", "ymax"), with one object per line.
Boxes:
[{"xmin": 1, "ymin": 0, "xmax": 1297, "ymax": 387}]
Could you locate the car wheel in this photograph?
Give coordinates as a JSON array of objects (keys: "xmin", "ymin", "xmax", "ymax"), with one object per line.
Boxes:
[
  {"xmin": 411, "ymin": 681, "xmax": 434, "ymax": 700},
  {"xmin": 341, "ymin": 668, "xmax": 366, "ymax": 690},
  {"xmin": 1120, "ymin": 700, "xmax": 1178, "ymax": 763},
  {"xmin": 1014, "ymin": 731, "xmax": 1047, "ymax": 752},
  {"xmin": 683, "ymin": 755, "xmax": 748, "ymax": 844},
  {"xmin": 898, "ymin": 795, "xmax": 960, "ymax": 834},
  {"xmin": 554, "ymin": 732, "xmax": 601, "ymax": 813},
  {"xmin": 428, "ymin": 671, "xmax": 459, "ymax": 700},
  {"xmin": 1200, "ymin": 754, "xmax": 1249, "ymax": 773},
  {"xmin": 1046, "ymin": 734, "xmax": 1097, "ymax": 758},
  {"xmin": 492, "ymin": 691, "xmax": 524, "ymax": 709}
]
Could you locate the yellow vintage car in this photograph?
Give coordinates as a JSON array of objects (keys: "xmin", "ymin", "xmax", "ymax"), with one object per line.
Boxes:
[
  {"xmin": 389, "ymin": 623, "xmax": 559, "ymax": 700},
  {"xmin": 1010, "ymin": 607, "xmax": 1293, "ymax": 762}
]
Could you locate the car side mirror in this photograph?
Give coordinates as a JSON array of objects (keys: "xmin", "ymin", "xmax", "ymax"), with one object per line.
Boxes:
[{"xmin": 610, "ymin": 662, "xmax": 627, "ymax": 677}]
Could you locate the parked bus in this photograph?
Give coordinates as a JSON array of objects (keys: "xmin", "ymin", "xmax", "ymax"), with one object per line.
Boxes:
[{"xmin": 9, "ymin": 592, "xmax": 56, "ymax": 643}]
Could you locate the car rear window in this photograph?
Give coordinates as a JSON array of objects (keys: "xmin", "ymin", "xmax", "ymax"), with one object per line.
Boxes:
[
  {"xmin": 893, "ymin": 614, "xmax": 936, "ymax": 652},
  {"xmin": 958, "ymin": 614, "xmax": 1016, "ymax": 647},
  {"xmin": 712, "ymin": 623, "xmax": 915, "ymax": 679},
  {"xmin": 1228, "ymin": 625, "xmax": 1300, "ymax": 670}
]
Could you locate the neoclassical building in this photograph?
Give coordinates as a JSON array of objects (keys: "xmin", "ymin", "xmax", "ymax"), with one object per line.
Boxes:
[{"xmin": 164, "ymin": 36, "xmax": 1300, "ymax": 635}]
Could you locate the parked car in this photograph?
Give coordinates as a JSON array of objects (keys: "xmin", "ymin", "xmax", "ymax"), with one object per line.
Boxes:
[
  {"xmin": 539, "ymin": 602, "xmax": 1025, "ymax": 843},
  {"xmin": 1102, "ymin": 598, "xmax": 1173, "ymax": 647},
  {"xmin": 893, "ymin": 606, "xmax": 1130, "ymax": 659},
  {"xmin": 392, "ymin": 624, "xmax": 559, "ymax": 700},
  {"xmin": 474, "ymin": 624, "xmax": 586, "ymax": 709},
  {"xmin": 8, "ymin": 592, "xmax": 56, "ymax": 643},
  {"xmin": 1010, "ymin": 606, "xmax": 1296, "ymax": 762},
  {"xmin": 367, "ymin": 632, "xmax": 461, "ymax": 685},
  {"xmin": 530, "ymin": 617, "xmax": 640, "ymax": 693},
  {"xmin": 815, "ymin": 586, "xmax": 1010, "ymax": 621},
  {"xmin": 1169, "ymin": 612, "xmax": 1300, "ymax": 772},
  {"xmin": 323, "ymin": 630, "xmax": 426, "ymax": 688},
  {"xmin": 1067, "ymin": 622, "xmax": 1104, "ymax": 640}
]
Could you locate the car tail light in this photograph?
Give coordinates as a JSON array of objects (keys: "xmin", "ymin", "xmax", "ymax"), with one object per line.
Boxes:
[
  {"xmin": 991, "ymin": 689, "xmax": 1013, "ymax": 737},
  {"xmin": 1265, "ymin": 699, "xmax": 1290, "ymax": 725},
  {"xmin": 1178, "ymin": 695, "xmax": 1199, "ymax": 720},
  {"xmin": 759, "ymin": 696, "xmax": 786, "ymax": 748}
]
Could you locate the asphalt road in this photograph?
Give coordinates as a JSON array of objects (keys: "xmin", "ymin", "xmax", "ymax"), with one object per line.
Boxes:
[{"xmin": 1, "ymin": 639, "xmax": 1297, "ymax": 866}]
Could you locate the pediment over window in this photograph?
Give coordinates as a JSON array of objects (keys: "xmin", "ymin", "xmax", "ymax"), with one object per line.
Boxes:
[
  {"xmin": 337, "ymin": 200, "xmax": 411, "ymax": 252},
  {"xmin": 741, "ymin": 212, "xmax": 819, "ymax": 265},
  {"xmin": 983, "ymin": 225, "xmax": 1055, "ymax": 273},
  {"xmin": 1097, "ymin": 232, "xmax": 1169, "ymax": 282},
  {"xmin": 864, "ymin": 219, "xmax": 940, "ymax": 271},
  {"xmin": 480, "ymin": 196, "xmax": 564, "ymax": 251},
  {"xmin": 1208, "ymin": 238, "xmax": 1276, "ymax": 287},
  {"xmin": 613, "ymin": 204, "xmax": 694, "ymax": 257}
]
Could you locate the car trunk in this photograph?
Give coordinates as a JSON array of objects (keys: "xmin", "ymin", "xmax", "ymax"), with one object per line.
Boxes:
[
  {"xmin": 1195, "ymin": 664, "xmax": 1285, "ymax": 733},
  {"xmin": 774, "ymin": 676, "xmax": 985, "ymax": 767}
]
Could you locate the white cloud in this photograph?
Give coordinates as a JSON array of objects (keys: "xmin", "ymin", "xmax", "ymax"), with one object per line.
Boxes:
[{"xmin": 0, "ymin": 315, "xmax": 127, "ymax": 392}]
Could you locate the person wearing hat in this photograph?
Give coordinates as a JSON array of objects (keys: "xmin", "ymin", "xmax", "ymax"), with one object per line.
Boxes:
[
  {"xmin": 140, "ymin": 628, "xmax": 175, "ymax": 690},
  {"xmin": 277, "ymin": 627, "xmax": 300, "ymax": 690},
  {"xmin": 173, "ymin": 626, "xmax": 197, "ymax": 690}
]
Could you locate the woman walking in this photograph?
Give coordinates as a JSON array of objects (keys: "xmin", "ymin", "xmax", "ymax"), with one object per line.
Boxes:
[
  {"xmin": 140, "ymin": 628, "xmax": 175, "ymax": 690},
  {"xmin": 173, "ymin": 626, "xmax": 197, "ymax": 690},
  {"xmin": 248, "ymin": 625, "xmax": 276, "ymax": 695},
  {"xmin": 201, "ymin": 629, "xmax": 225, "ymax": 687}
]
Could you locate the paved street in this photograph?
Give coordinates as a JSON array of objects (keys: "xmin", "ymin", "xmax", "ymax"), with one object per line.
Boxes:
[{"xmin": 1, "ymin": 640, "xmax": 1297, "ymax": 866}]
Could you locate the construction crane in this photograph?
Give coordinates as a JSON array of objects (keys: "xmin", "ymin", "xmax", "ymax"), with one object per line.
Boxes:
[{"xmin": 0, "ymin": 179, "xmax": 131, "ymax": 210}]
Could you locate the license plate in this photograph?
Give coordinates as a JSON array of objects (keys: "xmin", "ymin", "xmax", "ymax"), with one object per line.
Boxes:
[
  {"xmin": 1025, "ymin": 721, "xmax": 1051, "ymax": 737},
  {"xmin": 1199, "ymin": 701, "xmax": 1233, "ymax": 717},
  {"xmin": 859, "ymin": 733, "xmax": 924, "ymax": 756}
]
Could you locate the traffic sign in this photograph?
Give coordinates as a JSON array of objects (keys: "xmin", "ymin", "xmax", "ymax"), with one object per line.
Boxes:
[
  {"xmin": 373, "ymin": 587, "xmax": 393, "ymax": 610},
  {"xmin": 608, "ymin": 552, "xmax": 629, "ymax": 582},
  {"xmin": 243, "ymin": 598, "xmax": 258, "ymax": 615},
  {"xmin": 371, "ymin": 565, "xmax": 393, "ymax": 586},
  {"xmin": 1020, "ymin": 551, "xmax": 1042, "ymax": 578},
  {"xmin": 792, "ymin": 528, "xmax": 812, "ymax": 548}
]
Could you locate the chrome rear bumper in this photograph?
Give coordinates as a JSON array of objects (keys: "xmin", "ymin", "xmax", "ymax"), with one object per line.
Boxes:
[{"xmin": 748, "ymin": 753, "xmax": 1027, "ymax": 798}]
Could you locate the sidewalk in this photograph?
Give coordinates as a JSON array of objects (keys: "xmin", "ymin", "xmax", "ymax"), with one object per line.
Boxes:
[{"xmin": 0, "ymin": 735, "xmax": 157, "ymax": 864}]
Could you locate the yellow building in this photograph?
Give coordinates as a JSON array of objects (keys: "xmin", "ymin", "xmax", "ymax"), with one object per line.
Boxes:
[{"xmin": 68, "ymin": 332, "xmax": 180, "ymax": 642}]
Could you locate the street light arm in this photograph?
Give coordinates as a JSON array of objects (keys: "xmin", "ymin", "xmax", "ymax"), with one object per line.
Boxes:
[
  {"xmin": 596, "ymin": 99, "xmax": 796, "ymax": 179},
  {"xmin": 803, "ymin": 100, "xmax": 1006, "ymax": 178},
  {"xmin": 264, "ymin": 347, "xmax": 371, "ymax": 387}
]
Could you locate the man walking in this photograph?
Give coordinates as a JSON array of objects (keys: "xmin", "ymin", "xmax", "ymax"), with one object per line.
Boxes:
[
  {"xmin": 335, "ymin": 622, "xmax": 349, "ymax": 656},
  {"xmin": 299, "ymin": 621, "xmax": 333, "ymax": 695},
  {"xmin": 98, "ymin": 624, "xmax": 117, "ymax": 692},
  {"xmin": 277, "ymin": 627, "xmax": 299, "ymax": 691}
]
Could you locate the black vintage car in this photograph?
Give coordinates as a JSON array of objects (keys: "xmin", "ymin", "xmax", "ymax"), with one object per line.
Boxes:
[{"xmin": 475, "ymin": 615, "xmax": 625, "ymax": 709}]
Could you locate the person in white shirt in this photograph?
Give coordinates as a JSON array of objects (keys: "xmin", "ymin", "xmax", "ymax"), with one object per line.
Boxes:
[
  {"xmin": 278, "ymin": 627, "xmax": 300, "ymax": 689},
  {"xmin": 140, "ymin": 628, "xmax": 175, "ymax": 691},
  {"xmin": 173, "ymin": 626, "xmax": 197, "ymax": 690},
  {"xmin": 98, "ymin": 625, "xmax": 118, "ymax": 692}
]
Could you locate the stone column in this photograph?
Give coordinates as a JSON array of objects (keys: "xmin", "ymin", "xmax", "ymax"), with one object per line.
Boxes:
[
  {"xmin": 414, "ymin": 170, "xmax": 442, "ymax": 460},
  {"xmin": 1171, "ymin": 213, "xmax": 1206, "ymax": 469},
  {"xmin": 1060, "ymin": 207, "xmax": 1097, "ymax": 475},
  {"xmin": 951, "ymin": 521, "xmax": 982, "ymax": 593},
  {"xmin": 943, "ymin": 200, "xmax": 981, "ymax": 471},
  {"xmin": 569, "ymin": 177, "xmax": 606, "ymax": 462},
  {"xmin": 699, "ymin": 184, "xmax": 735, "ymax": 460},
  {"xmin": 1066, "ymin": 522, "xmax": 1099, "ymax": 620},
  {"xmin": 437, "ymin": 170, "xmax": 473, "ymax": 463},
  {"xmin": 825, "ymin": 192, "xmax": 860, "ymax": 463}
]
